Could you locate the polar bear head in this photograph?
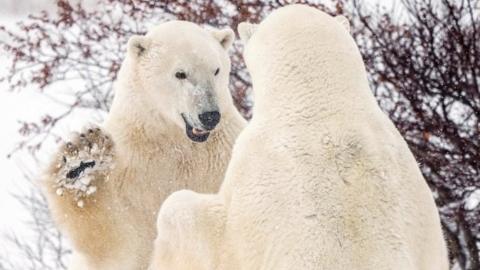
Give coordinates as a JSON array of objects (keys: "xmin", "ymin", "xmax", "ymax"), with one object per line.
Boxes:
[
  {"xmin": 237, "ymin": 5, "xmax": 360, "ymax": 114},
  {"xmin": 238, "ymin": 5, "xmax": 351, "ymax": 73},
  {"xmin": 125, "ymin": 21, "xmax": 235, "ymax": 142}
]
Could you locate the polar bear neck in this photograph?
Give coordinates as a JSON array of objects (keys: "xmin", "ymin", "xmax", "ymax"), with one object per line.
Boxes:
[{"xmin": 251, "ymin": 54, "xmax": 378, "ymax": 125}]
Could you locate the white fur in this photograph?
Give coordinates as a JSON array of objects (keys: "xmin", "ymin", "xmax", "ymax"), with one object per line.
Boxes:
[
  {"xmin": 42, "ymin": 21, "xmax": 245, "ymax": 270},
  {"xmin": 150, "ymin": 5, "xmax": 448, "ymax": 270}
]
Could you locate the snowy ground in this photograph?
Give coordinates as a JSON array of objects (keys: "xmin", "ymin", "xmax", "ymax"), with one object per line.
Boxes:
[{"xmin": 0, "ymin": 88, "xmax": 34, "ymax": 251}]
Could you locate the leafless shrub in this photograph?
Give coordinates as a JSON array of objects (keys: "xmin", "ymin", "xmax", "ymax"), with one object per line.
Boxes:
[{"xmin": 353, "ymin": 0, "xmax": 480, "ymax": 268}]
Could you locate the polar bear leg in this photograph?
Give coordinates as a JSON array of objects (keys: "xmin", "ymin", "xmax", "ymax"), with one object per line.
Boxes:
[
  {"xmin": 67, "ymin": 253, "xmax": 90, "ymax": 270},
  {"xmin": 150, "ymin": 190, "xmax": 226, "ymax": 270},
  {"xmin": 42, "ymin": 125, "xmax": 123, "ymax": 263}
]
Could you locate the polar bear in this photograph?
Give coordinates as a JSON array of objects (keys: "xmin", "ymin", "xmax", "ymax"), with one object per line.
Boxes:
[
  {"xmin": 42, "ymin": 21, "xmax": 246, "ymax": 270},
  {"xmin": 149, "ymin": 5, "xmax": 449, "ymax": 270}
]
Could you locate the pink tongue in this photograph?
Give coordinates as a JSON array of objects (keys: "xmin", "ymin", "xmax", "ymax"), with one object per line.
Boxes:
[{"xmin": 192, "ymin": 128, "xmax": 206, "ymax": 135}]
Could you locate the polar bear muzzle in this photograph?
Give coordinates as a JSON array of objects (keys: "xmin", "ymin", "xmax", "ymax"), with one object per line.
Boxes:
[
  {"xmin": 198, "ymin": 111, "xmax": 221, "ymax": 130},
  {"xmin": 181, "ymin": 113, "xmax": 221, "ymax": 143}
]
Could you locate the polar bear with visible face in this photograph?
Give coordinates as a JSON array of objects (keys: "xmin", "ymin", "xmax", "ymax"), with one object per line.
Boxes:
[
  {"xmin": 42, "ymin": 21, "xmax": 246, "ymax": 270},
  {"xmin": 149, "ymin": 5, "xmax": 448, "ymax": 270}
]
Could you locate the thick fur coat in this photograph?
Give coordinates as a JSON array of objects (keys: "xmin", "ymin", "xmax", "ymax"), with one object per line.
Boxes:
[
  {"xmin": 42, "ymin": 21, "xmax": 245, "ymax": 270},
  {"xmin": 149, "ymin": 5, "xmax": 448, "ymax": 270}
]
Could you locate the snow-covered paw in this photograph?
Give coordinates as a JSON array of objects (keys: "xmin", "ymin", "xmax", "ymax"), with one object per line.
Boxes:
[{"xmin": 54, "ymin": 126, "xmax": 115, "ymax": 207}]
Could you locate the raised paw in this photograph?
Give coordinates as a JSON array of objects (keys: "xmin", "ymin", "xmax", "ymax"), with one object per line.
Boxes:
[{"xmin": 53, "ymin": 126, "xmax": 115, "ymax": 207}]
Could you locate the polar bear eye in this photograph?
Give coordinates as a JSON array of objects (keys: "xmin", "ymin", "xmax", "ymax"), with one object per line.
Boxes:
[
  {"xmin": 214, "ymin": 68, "xmax": 220, "ymax": 76},
  {"xmin": 175, "ymin": 71, "xmax": 187, "ymax": 80}
]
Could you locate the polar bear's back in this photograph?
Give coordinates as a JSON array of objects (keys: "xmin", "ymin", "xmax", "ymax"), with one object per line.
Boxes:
[
  {"xmin": 218, "ymin": 4, "xmax": 448, "ymax": 269},
  {"xmin": 225, "ymin": 123, "xmax": 440, "ymax": 269}
]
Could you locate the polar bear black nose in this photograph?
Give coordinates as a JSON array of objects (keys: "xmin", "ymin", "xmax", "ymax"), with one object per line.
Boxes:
[{"xmin": 199, "ymin": 111, "xmax": 221, "ymax": 130}]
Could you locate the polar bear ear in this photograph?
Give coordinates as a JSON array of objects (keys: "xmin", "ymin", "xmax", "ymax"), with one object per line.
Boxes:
[
  {"xmin": 128, "ymin": 35, "xmax": 150, "ymax": 58},
  {"xmin": 238, "ymin": 22, "xmax": 258, "ymax": 44},
  {"xmin": 335, "ymin": 15, "xmax": 350, "ymax": 33},
  {"xmin": 210, "ymin": 28, "xmax": 235, "ymax": 50}
]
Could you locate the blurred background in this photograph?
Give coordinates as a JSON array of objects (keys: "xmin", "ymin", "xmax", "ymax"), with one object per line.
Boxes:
[{"xmin": 0, "ymin": 0, "xmax": 478, "ymax": 269}]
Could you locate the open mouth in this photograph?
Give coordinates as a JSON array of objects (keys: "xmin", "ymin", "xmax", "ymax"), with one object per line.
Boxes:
[{"xmin": 181, "ymin": 114, "xmax": 210, "ymax": 143}]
